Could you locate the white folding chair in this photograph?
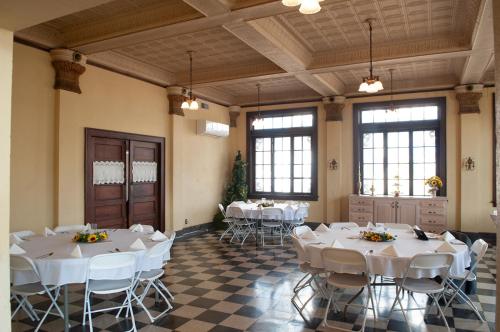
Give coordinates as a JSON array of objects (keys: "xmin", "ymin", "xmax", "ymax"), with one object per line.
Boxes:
[
  {"xmin": 329, "ymin": 222, "xmax": 359, "ymax": 231},
  {"xmin": 321, "ymin": 248, "xmax": 377, "ymax": 332},
  {"xmin": 218, "ymin": 203, "xmax": 236, "ymax": 241},
  {"xmin": 290, "ymin": 234, "xmax": 327, "ymax": 323},
  {"xmin": 389, "ymin": 253, "xmax": 454, "ymax": 331},
  {"xmin": 261, "ymin": 207, "xmax": 284, "ymax": 247},
  {"xmin": 54, "ymin": 224, "xmax": 87, "ymax": 233},
  {"xmin": 117, "ymin": 241, "xmax": 173, "ymax": 323},
  {"xmin": 161, "ymin": 231, "xmax": 176, "ymax": 301},
  {"xmin": 283, "ymin": 206, "xmax": 308, "ymax": 237},
  {"xmin": 129, "ymin": 224, "xmax": 155, "ymax": 233},
  {"xmin": 384, "ymin": 223, "xmax": 412, "ymax": 231},
  {"xmin": 443, "ymin": 239, "xmax": 488, "ymax": 321},
  {"xmin": 83, "ymin": 252, "xmax": 137, "ymax": 332},
  {"xmin": 10, "ymin": 255, "xmax": 65, "ymax": 332},
  {"xmin": 228, "ymin": 206, "xmax": 256, "ymax": 246}
]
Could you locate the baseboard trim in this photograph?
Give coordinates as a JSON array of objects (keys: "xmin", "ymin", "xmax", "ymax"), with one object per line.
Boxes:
[{"xmin": 176, "ymin": 222, "xmax": 214, "ymax": 239}]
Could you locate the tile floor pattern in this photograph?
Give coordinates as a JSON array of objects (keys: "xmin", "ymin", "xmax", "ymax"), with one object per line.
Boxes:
[{"xmin": 11, "ymin": 232, "xmax": 497, "ymax": 332}]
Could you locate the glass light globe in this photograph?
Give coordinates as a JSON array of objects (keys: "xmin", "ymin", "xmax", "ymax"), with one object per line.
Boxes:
[
  {"xmin": 282, "ymin": 0, "xmax": 302, "ymax": 6},
  {"xmin": 373, "ymin": 80, "xmax": 384, "ymax": 91},
  {"xmin": 358, "ymin": 82, "xmax": 368, "ymax": 92},
  {"xmin": 366, "ymin": 83, "xmax": 378, "ymax": 93},
  {"xmin": 189, "ymin": 99, "xmax": 199, "ymax": 110},
  {"xmin": 299, "ymin": 0, "xmax": 321, "ymax": 14},
  {"xmin": 181, "ymin": 101, "xmax": 190, "ymax": 110}
]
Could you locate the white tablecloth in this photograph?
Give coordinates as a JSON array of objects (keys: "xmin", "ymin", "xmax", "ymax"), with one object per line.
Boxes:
[
  {"xmin": 303, "ymin": 228, "xmax": 471, "ymax": 278},
  {"xmin": 226, "ymin": 202, "xmax": 308, "ymax": 220},
  {"xmin": 11, "ymin": 230, "xmax": 162, "ymax": 286}
]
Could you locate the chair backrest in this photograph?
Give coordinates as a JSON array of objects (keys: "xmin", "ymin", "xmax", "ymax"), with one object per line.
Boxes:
[
  {"xmin": 11, "ymin": 230, "xmax": 35, "ymax": 239},
  {"xmin": 291, "ymin": 235, "xmax": 308, "ymax": 263},
  {"xmin": 470, "ymin": 239, "xmax": 488, "ymax": 263},
  {"xmin": 404, "ymin": 253, "xmax": 454, "ymax": 283},
  {"xmin": 227, "ymin": 206, "xmax": 247, "ymax": 220},
  {"xmin": 218, "ymin": 203, "xmax": 226, "ymax": 218},
  {"xmin": 54, "ymin": 224, "xmax": 87, "ymax": 233},
  {"xmin": 162, "ymin": 231, "xmax": 176, "ymax": 262},
  {"xmin": 10, "ymin": 255, "xmax": 41, "ymax": 281},
  {"xmin": 87, "ymin": 252, "xmax": 137, "ymax": 281},
  {"xmin": 321, "ymin": 248, "xmax": 368, "ymax": 275},
  {"xmin": 293, "ymin": 225, "xmax": 312, "ymax": 237},
  {"xmin": 294, "ymin": 206, "xmax": 308, "ymax": 221},
  {"xmin": 261, "ymin": 207, "xmax": 283, "ymax": 221},
  {"xmin": 142, "ymin": 240, "xmax": 171, "ymax": 271},
  {"xmin": 385, "ymin": 223, "xmax": 412, "ymax": 231},
  {"xmin": 329, "ymin": 222, "xmax": 359, "ymax": 231}
]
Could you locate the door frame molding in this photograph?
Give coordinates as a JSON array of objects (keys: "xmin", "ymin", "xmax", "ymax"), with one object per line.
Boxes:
[{"xmin": 85, "ymin": 128, "xmax": 166, "ymax": 231}]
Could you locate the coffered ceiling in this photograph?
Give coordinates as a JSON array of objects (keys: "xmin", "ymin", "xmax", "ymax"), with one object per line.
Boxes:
[{"xmin": 15, "ymin": 0, "xmax": 494, "ymax": 106}]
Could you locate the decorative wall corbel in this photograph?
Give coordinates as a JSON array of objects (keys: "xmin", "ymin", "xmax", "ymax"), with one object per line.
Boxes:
[
  {"xmin": 50, "ymin": 49, "xmax": 86, "ymax": 94},
  {"xmin": 323, "ymin": 96, "xmax": 346, "ymax": 121},
  {"xmin": 455, "ymin": 84, "xmax": 484, "ymax": 114},
  {"xmin": 228, "ymin": 106, "xmax": 241, "ymax": 127},
  {"xmin": 167, "ymin": 86, "xmax": 185, "ymax": 116}
]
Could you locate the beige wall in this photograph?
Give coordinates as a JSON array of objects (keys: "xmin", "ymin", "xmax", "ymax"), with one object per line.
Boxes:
[
  {"xmin": 233, "ymin": 89, "xmax": 495, "ymax": 233},
  {"xmin": 10, "ymin": 43, "xmax": 232, "ymax": 233},
  {"xmin": 0, "ymin": 28, "xmax": 13, "ymax": 332}
]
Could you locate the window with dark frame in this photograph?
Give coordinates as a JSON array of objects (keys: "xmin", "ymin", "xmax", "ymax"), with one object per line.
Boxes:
[
  {"xmin": 353, "ymin": 97, "xmax": 447, "ymax": 197},
  {"xmin": 246, "ymin": 108, "xmax": 318, "ymax": 201}
]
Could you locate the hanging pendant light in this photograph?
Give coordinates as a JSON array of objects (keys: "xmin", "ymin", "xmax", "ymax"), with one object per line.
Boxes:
[
  {"xmin": 359, "ymin": 19, "xmax": 384, "ymax": 94},
  {"xmin": 281, "ymin": 0, "xmax": 323, "ymax": 15},
  {"xmin": 181, "ymin": 51, "xmax": 198, "ymax": 111},
  {"xmin": 252, "ymin": 84, "xmax": 264, "ymax": 128}
]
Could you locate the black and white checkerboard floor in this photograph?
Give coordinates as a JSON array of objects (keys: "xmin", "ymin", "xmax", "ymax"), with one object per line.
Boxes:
[{"xmin": 11, "ymin": 231, "xmax": 496, "ymax": 331}]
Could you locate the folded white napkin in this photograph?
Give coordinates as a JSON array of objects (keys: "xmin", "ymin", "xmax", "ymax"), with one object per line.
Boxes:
[
  {"xmin": 315, "ymin": 223, "xmax": 330, "ymax": 233},
  {"xmin": 436, "ymin": 241, "xmax": 457, "ymax": 253},
  {"xmin": 85, "ymin": 223, "xmax": 91, "ymax": 231},
  {"xmin": 130, "ymin": 224, "xmax": 144, "ymax": 232},
  {"xmin": 380, "ymin": 245, "xmax": 400, "ymax": 257},
  {"xmin": 130, "ymin": 238, "xmax": 147, "ymax": 250},
  {"xmin": 331, "ymin": 240, "xmax": 344, "ymax": 248},
  {"xmin": 44, "ymin": 227, "xmax": 56, "ymax": 237},
  {"xmin": 246, "ymin": 200, "xmax": 252, "ymax": 204},
  {"xmin": 9, "ymin": 233, "xmax": 24, "ymax": 245},
  {"xmin": 70, "ymin": 245, "xmax": 82, "ymax": 258},
  {"xmin": 299, "ymin": 228, "xmax": 318, "ymax": 240},
  {"xmin": 414, "ymin": 225, "xmax": 421, "ymax": 230},
  {"xmin": 367, "ymin": 222, "xmax": 375, "ymax": 229},
  {"xmin": 150, "ymin": 230, "xmax": 167, "ymax": 242},
  {"xmin": 10, "ymin": 244, "xmax": 26, "ymax": 255},
  {"xmin": 441, "ymin": 231, "xmax": 455, "ymax": 242}
]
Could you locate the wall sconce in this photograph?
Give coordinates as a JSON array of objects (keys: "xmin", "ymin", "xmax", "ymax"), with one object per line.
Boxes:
[
  {"xmin": 463, "ymin": 157, "xmax": 475, "ymax": 171},
  {"xmin": 329, "ymin": 159, "xmax": 338, "ymax": 170}
]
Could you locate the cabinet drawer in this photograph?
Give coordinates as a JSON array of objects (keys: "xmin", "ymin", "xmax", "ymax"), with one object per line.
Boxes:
[
  {"xmin": 350, "ymin": 212, "xmax": 373, "ymax": 223},
  {"xmin": 420, "ymin": 215, "xmax": 446, "ymax": 225},
  {"xmin": 350, "ymin": 205, "xmax": 373, "ymax": 213},
  {"xmin": 420, "ymin": 208, "xmax": 445, "ymax": 216},
  {"xmin": 420, "ymin": 200, "xmax": 446, "ymax": 209},
  {"xmin": 349, "ymin": 197, "xmax": 373, "ymax": 206}
]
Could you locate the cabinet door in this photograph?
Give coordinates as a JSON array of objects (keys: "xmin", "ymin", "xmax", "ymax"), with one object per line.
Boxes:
[
  {"xmin": 374, "ymin": 200, "xmax": 395, "ymax": 223},
  {"xmin": 397, "ymin": 200, "xmax": 418, "ymax": 226}
]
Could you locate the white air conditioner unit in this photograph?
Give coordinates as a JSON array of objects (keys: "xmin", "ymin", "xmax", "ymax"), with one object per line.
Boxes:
[{"xmin": 196, "ymin": 120, "xmax": 230, "ymax": 138}]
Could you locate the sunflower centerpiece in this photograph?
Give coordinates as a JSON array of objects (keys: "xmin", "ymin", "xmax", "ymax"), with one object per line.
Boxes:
[
  {"xmin": 73, "ymin": 231, "xmax": 108, "ymax": 243},
  {"xmin": 361, "ymin": 231, "xmax": 395, "ymax": 242},
  {"xmin": 424, "ymin": 176, "xmax": 443, "ymax": 197}
]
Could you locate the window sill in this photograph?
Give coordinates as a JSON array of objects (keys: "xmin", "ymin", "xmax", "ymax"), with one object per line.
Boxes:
[{"xmin": 248, "ymin": 193, "xmax": 318, "ymax": 201}]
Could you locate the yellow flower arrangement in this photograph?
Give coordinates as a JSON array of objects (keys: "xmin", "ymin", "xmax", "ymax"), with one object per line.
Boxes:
[
  {"xmin": 73, "ymin": 231, "xmax": 109, "ymax": 243},
  {"xmin": 88, "ymin": 234, "xmax": 97, "ymax": 243},
  {"xmin": 361, "ymin": 231, "xmax": 395, "ymax": 242},
  {"xmin": 99, "ymin": 232, "xmax": 108, "ymax": 240},
  {"xmin": 424, "ymin": 176, "xmax": 443, "ymax": 189}
]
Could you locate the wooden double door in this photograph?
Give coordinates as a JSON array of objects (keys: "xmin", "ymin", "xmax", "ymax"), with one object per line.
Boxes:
[{"xmin": 85, "ymin": 128, "xmax": 165, "ymax": 231}]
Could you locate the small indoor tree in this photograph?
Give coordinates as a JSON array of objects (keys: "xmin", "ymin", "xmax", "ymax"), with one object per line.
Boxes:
[{"xmin": 213, "ymin": 150, "xmax": 248, "ymax": 229}]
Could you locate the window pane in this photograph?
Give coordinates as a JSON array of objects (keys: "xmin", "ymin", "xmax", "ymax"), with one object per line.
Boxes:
[
  {"xmin": 302, "ymin": 164, "xmax": 311, "ymax": 177},
  {"xmin": 374, "ymin": 133, "xmax": 384, "ymax": 148},
  {"xmin": 292, "ymin": 115, "xmax": 302, "ymax": 127},
  {"xmin": 263, "ymin": 138, "xmax": 271, "ymax": 151},
  {"xmin": 294, "ymin": 165, "xmax": 302, "ymax": 177},
  {"xmin": 302, "ymin": 114, "xmax": 313, "ymax": 127},
  {"xmin": 293, "ymin": 179, "xmax": 302, "ymax": 193},
  {"xmin": 272, "ymin": 117, "xmax": 282, "ymax": 129},
  {"xmin": 256, "ymin": 179, "xmax": 263, "ymax": 191},
  {"xmin": 302, "ymin": 179, "xmax": 311, "ymax": 193},
  {"xmin": 303, "ymin": 136, "xmax": 311, "ymax": 150},
  {"xmin": 363, "ymin": 133, "xmax": 373, "ymax": 148},
  {"xmin": 294, "ymin": 136, "xmax": 302, "ymax": 150},
  {"xmin": 363, "ymin": 149, "xmax": 373, "ymax": 163},
  {"xmin": 263, "ymin": 117, "xmax": 273, "ymax": 129},
  {"xmin": 373, "ymin": 148, "xmax": 384, "ymax": 163},
  {"xmin": 282, "ymin": 116, "xmax": 292, "ymax": 128},
  {"xmin": 362, "ymin": 111, "xmax": 373, "ymax": 123}
]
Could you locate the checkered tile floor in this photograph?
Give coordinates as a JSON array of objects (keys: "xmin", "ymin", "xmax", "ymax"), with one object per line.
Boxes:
[{"xmin": 11, "ymin": 231, "xmax": 496, "ymax": 331}]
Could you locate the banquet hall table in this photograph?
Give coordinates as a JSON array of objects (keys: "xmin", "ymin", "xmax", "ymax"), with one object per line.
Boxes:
[
  {"xmin": 226, "ymin": 202, "xmax": 309, "ymax": 246},
  {"xmin": 11, "ymin": 229, "xmax": 163, "ymax": 332},
  {"xmin": 303, "ymin": 228, "xmax": 471, "ymax": 278}
]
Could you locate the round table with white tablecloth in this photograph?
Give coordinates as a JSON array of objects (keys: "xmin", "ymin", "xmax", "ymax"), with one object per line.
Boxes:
[
  {"xmin": 303, "ymin": 228, "xmax": 471, "ymax": 278},
  {"xmin": 11, "ymin": 229, "xmax": 163, "ymax": 286}
]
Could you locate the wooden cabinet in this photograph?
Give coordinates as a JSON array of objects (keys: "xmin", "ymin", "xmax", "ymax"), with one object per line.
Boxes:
[{"xmin": 349, "ymin": 195, "xmax": 447, "ymax": 232}]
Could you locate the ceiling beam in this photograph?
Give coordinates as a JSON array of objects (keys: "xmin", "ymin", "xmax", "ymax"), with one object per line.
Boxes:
[
  {"xmin": 193, "ymin": 86, "xmax": 236, "ymax": 106},
  {"xmin": 182, "ymin": 0, "xmax": 229, "ymax": 16},
  {"xmin": 460, "ymin": 0, "xmax": 494, "ymax": 84},
  {"xmin": 74, "ymin": 2, "xmax": 296, "ymax": 54}
]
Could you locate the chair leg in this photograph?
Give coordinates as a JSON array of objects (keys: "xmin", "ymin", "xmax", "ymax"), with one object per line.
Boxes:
[{"xmin": 430, "ymin": 294, "xmax": 450, "ymax": 331}]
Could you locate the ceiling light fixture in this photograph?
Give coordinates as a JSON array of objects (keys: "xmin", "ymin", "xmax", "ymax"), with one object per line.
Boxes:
[
  {"xmin": 281, "ymin": 0, "xmax": 323, "ymax": 15},
  {"xmin": 252, "ymin": 84, "xmax": 264, "ymax": 128},
  {"xmin": 359, "ymin": 19, "xmax": 384, "ymax": 94},
  {"xmin": 181, "ymin": 51, "xmax": 198, "ymax": 111}
]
